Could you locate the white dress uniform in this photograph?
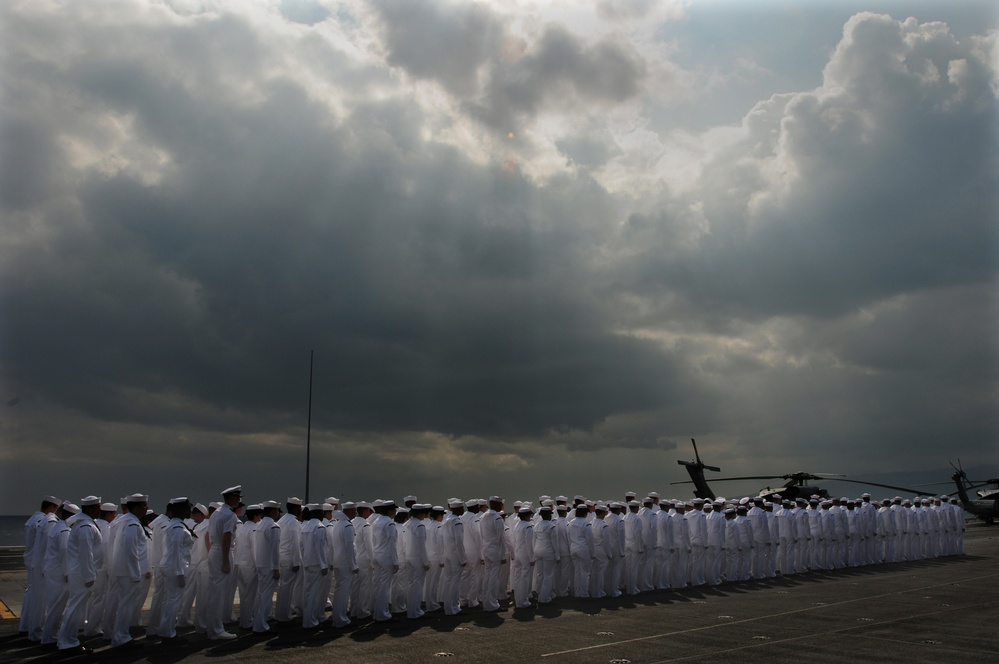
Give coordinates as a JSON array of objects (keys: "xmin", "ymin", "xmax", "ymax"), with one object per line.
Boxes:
[
  {"xmin": 235, "ymin": 517, "xmax": 259, "ymax": 630},
  {"xmin": 589, "ymin": 513, "xmax": 610, "ymax": 598},
  {"xmin": 205, "ymin": 501, "xmax": 238, "ymax": 638},
  {"xmin": 100, "ymin": 510, "xmax": 127, "ymax": 640},
  {"xmin": 370, "ymin": 511, "xmax": 399, "ymax": 622},
  {"xmin": 350, "ymin": 512, "xmax": 373, "ymax": 620},
  {"xmin": 329, "ymin": 510, "xmax": 357, "ymax": 627},
  {"xmin": 423, "ymin": 513, "xmax": 444, "ymax": 614},
  {"xmin": 459, "ymin": 506, "xmax": 482, "ymax": 608},
  {"xmin": 567, "ymin": 513, "xmax": 595, "ymax": 598},
  {"xmin": 41, "ymin": 513, "xmax": 72, "ymax": 644},
  {"xmin": 532, "ymin": 514, "xmax": 558, "ymax": 604},
  {"xmin": 793, "ymin": 503, "xmax": 811, "ymax": 573},
  {"xmin": 511, "ymin": 512, "xmax": 535, "ymax": 608},
  {"xmin": 275, "ymin": 508, "xmax": 303, "ymax": 621},
  {"xmin": 301, "ymin": 513, "xmax": 330, "ymax": 628},
  {"xmin": 623, "ymin": 506, "xmax": 644, "ymax": 595},
  {"xmin": 180, "ymin": 516, "xmax": 210, "ymax": 630},
  {"xmin": 747, "ymin": 503, "xmax": 770, "ymax": 578},
  {"xmin": 669, "ymin": 507, "xmax": 691, "ymax": 589},
  {"xmin": 404, "ymin": 514, "xmax": 429, "ymax": 619},
  {"xmin": 654, "ymin": 509, "xmax": 673, "ymax": 590},
  {"xmin": 479, "ymin": 505, "xmax": 505, "ymax": 612},
  {"xmin": 441, "ymin": 506, "xmax": 467, "ymax": 615},
  {"xmin": 391, "ymin": 515, "xmax": 410, "ymax": 614},
  {"xmin": 775, "ymin": 503, "xmax": 798, "ymax": 574},
  {"xmin": 57, "ymin": 509, "xmax": 103, "ymax": 650},
  {"xmin": 144, "ymin": 512, "xmax": 170, "ymax": 636},
  {"xmin": 252, "ymin": 512, "xmax": 281, "ymax": 633},
  {"xmin": 83, "ymin": 510, "xmax": 112, "ymax": 637},
  {"xmin": 110, "ymin": 509, "xmax": 149, "ymax": 647},
  {"xmin": 638, "ymin": 504, "xmax": 657, "ymax": 591},
  {"xmin": 704, "ymin": 506, "xmax": 726, "ymax": 586},
  {"xmin": 602, "ymin": 508, "xmax": 624, "ymax": 597},
  {"xmin": 553, "ymin": 511, "xmax": 572, "ymax": 597},
  {"xmin": 685, "ymin": 503, "xmax": 707, "ymax": 587},
  {"xmin": 21, "ymin": 506, "xmax": 52, "ymax": 640},
  {"xmin": 723, "ymin": 512, "xmax": 741, "ymax": 581},
  {"xmin": 156, "ymin": 516, "xmax": 193, "ymax": 638}
]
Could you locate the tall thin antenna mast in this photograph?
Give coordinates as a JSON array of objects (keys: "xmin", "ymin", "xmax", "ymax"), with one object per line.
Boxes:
[{"xmin": 305, "ymin": 349, "xmax": 314, "ymax": 505}]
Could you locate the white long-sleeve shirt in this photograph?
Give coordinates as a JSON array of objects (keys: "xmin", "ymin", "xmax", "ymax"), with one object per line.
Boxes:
[{"xmin": 67, "ymin": 514, "xmax": 103, "ymax": 584}]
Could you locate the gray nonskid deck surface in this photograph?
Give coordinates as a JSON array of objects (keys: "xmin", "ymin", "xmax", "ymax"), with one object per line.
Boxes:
[{"xmin": 0, "ymin": 526, "xmax": 995, "ymax": 663}]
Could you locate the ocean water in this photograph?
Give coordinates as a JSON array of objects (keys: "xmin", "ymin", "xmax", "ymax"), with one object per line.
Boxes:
[{"xmin": 0, "ymin": 515, "xmax": 28, "ymax": 548}]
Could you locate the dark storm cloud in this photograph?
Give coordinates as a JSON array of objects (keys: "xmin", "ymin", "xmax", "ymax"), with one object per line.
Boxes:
[
  {"xmin": 0, "ymin": 2, "xmax": 693, "ymax": 448},
  {"xmin": 0, "ymin": 4, "xmax": 995, "ymax": 514}
]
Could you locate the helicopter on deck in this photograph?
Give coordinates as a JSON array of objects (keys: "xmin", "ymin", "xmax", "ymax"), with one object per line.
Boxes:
[
  {"xmin": 672, "ymin": 439, "xmax": 934, "ymax": 502},
  {"xmin": 947, "ymin": 461, "xmax": 998, "ymax": 524}
]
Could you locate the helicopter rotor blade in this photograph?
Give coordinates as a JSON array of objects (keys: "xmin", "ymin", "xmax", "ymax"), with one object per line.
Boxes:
[
  {"xmin": 709, "ymin": 475, "xmax": 785, "ymax": 482},
  {"xmin": 830, "ymin": 477, "xmax": 936, "ymax": 496}
]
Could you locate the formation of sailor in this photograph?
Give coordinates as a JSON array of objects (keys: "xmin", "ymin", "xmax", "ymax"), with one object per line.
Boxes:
[{"xmin": 22, "ymin": 488, "xmax": 967, "ymax": 650}]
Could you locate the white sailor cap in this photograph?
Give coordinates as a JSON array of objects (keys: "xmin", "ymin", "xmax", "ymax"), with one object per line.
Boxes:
[
  {"xmin": 356, "ymin": 501, "xmax": 372, "ymax": 509},
  {"xmin": 692, "ymin": 498, "xmax": 705, "ymax": 504},
  {"xmin": 628, "ymin": 500, "xmax": 640, "ymax": 507},
  {"xmin": 208, "ymin": 501, "xmax": 222, "ymax": 510},
  {"xmin": 432, "ymin": 505, "xmax": 445, "ymax": 512},
  {"xmin": 464, "ymin": 499, "xmax": 477, "ymax": 508},
  {"xmin": 542, "ymin": 499, "xmax": 554, "ymax": 507},
  {"xmin": 724, "ymin": 507, "xmax": 735, "ymax": 514},
  {"xmin": 304, "ymin": 503, "xmax": 321, "ymax": 511},
  {"xmin": 194, "ymin": 503, "xmax": 209, "ymax": 516},
  {"xmin": 287, "ymin": 497, "xmax": 302, "ymax": 506},
  {"xmin": 477, "ymin": 498, "xmax": 488, "ymax": 507},
  {"xmin": 145, "ymin": 509, "xmax": 154, "ymax": 516},
  {"xmin": 64, "ymin": 503, "xmax": 81, "ymax": 515},
  {"xmin": 221, "ymin": 485, "xmax": 241, "ymax": 496},
  {"xmin": 397, "ymin": 507, "xmax": 410, "ymax": 514},
  {"xmin": 539, "ymin": 505, "xmax": 553, "ymax": 513},
  {"xmin": 861, "ymin": 492, "xmax": 871, "ymax": 498},
  {"xmin": 518, "ymin": 506, "xmax": 532, "ymax": 514},
  {"xmin": 382, "ymin": 499, "xmax": 397, "ymax": 508},
  {"xmin": 168, "ymin": 497, "xmax": 189, "ymax": 505},
  {"xmin": 247, "ymin": 504, "xmax": 262, "ymax": 511},
  {"xmin": 573, "ymin": 494, "xmax": 585, "ymax": 501},
  {"xmin": 261, "ymin": 500, "xmax": 280, "ymax": 509},
  {"xmin": 489, "ymin": 495, "xmax": 503, "ymax": 503},
  {"xmin": 595, "ymin": 503, "xmax": 608, "ymax": 512},
  {"xmin": 322, "ymin": 503, "xmax": 334, "ymax": 511},
  {"xmin": 648, "ymin": 492, "xmax": 659, "ymax": 498},
  {"xmin": 738, "ymin": 497, "xmax": 750, "ymax": 505},
  {"xmin": 342, "ymin": 501, "xmax": 356, "ymax": 509},
  {"xmin": 448, "ymin": 499, "xmax": 463, "ymax": 508},
  {"xmin": 326, "ymin": 497, "xmax": 340, "ymax": 505},
  {"xmin": 100, "ymin": 502, "xmax": 117, "ymax": 511},
  {"xmin": 539, "ymin": 495, "xmax": 551, "ymax": 502},
  {"xmin": 403, "ymin": 495, "xmax": 417, "ymax": 502},
  {"xmin": 127, "ymin": 493, "xmax": 149, "ymax": 503},
  {"xmin": 43, "ymin": 495, "xmax": 62, "ymax": 506},
  {"xmin": 120, "ymin": 497, "xmax": 129, "ymax": 505},
  {"xmin": 712, "ymin": 499, "xmax": 725, "ymax": 505},
  {"xmin": 555, "ymin": 496, "xmax": 568, "ymax": 503},
  {"xmin": 80, "ymin": 496, "xmax": 101, "ymax": 507},
  {"xmin": 625, "ymin": 491, "xmax": 637, "ymax": 498},
  {"xmin": 513, "ymin": 501, "xmax": 522, "ymax": 508},
  {"xmin": 585, "ymin": 499, "xmax": 595, "ymax": 507}
]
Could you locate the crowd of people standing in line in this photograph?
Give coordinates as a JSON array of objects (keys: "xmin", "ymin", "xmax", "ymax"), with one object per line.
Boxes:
[{"xmin": 19, "ymin": 486, "xmax": 967, "ymax": 654}]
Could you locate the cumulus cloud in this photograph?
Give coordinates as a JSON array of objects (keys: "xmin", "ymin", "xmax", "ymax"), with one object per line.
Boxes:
[{"xmin": 0, "ymin": 3, "xmax": 995, "ymax": 512}]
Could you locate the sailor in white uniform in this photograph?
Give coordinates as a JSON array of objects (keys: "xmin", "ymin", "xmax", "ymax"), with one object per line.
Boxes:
[
  {"xmin": 155, "ymin": 498, "xmax": 194, "ymax": 640},
  {"xmin": 57, "ymin": 497, "xmax": 103, "ymax": 653},
  {"xmin": 21, "ymin": 495, "xmax": 60, "ymax": 641},
  {"xmin": 110, "ymin": 494, "xmax": 150, "ymax": 648},
  {"xmin": 252, "ymin": 501, "xmax": 282, "ymax": 633}
]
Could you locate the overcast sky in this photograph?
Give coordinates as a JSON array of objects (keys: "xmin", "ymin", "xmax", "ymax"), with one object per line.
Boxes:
[{"xmin": 1, "ymin": 0, "xmax": 997, "ymax": 514}]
